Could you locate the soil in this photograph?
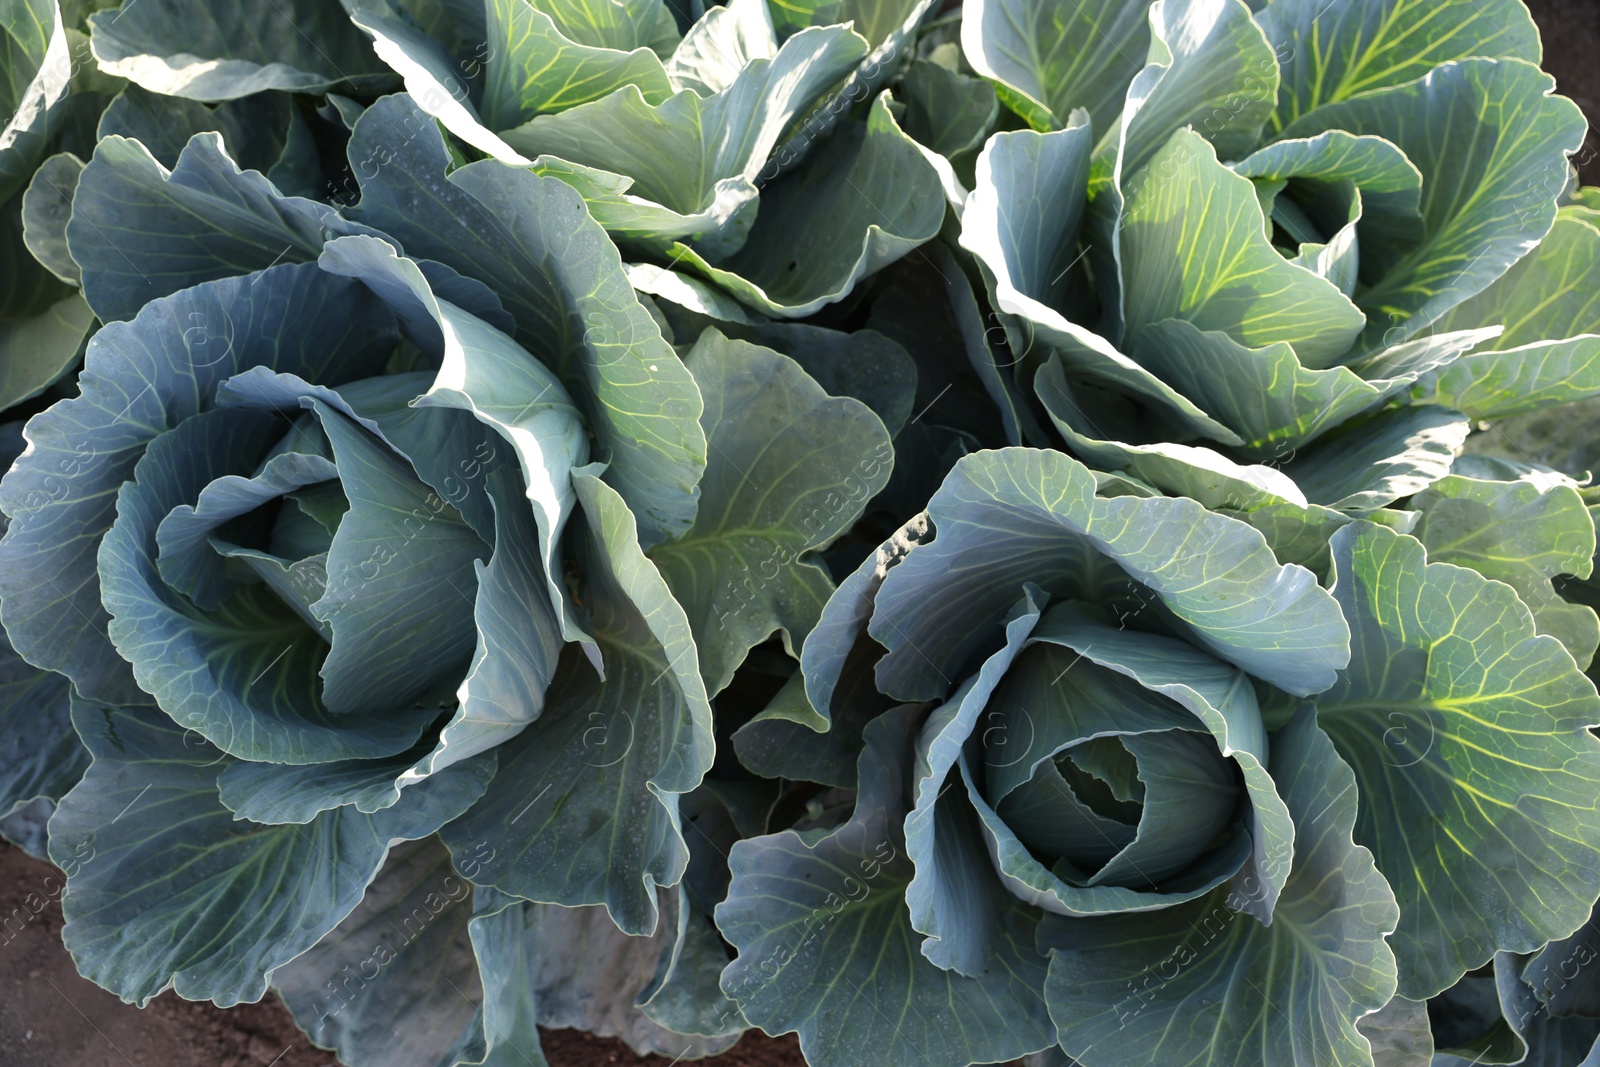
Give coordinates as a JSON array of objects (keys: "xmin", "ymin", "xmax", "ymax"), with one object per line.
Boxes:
[
  {"xmin": 0, "ymin": 844, "xmax": 805, "ymax": 1067},
  {"xmin": 1527, "ymin": 0, "xmax": 1600, "ymax": 184}
]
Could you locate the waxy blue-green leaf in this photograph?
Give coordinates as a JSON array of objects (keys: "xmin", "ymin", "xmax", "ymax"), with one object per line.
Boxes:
[
  {"xmin": 1230, "ymin": 128, "xmax": 1425, "ymax": 263},
  {"xmin": 0, "ymin": 633, "xmax": 81, "ymax": 848},
  {"xmin": 343, "ymin": 99, "xmax": 706, "ymax": 548},
  {"xmin": 345, "ymin": 7, "xmax": 532, "ymax": 166},
  {"xmin": 87, "ymin": 0, "xmax": 393, "ymax": 100},
  {"xmin": 1, "ymin": 186, "xmax": 66, "ymax": 324},
  {"xmin": 669, "ymin": 93, "xmax": 944, "ymax": 317},
  {"xmin": 214, "ymin": 746, "xmax": 497, "ymax": 825},
  {"xmin": 353, "ymin": 0, "xmax": 678, "ymax": 164},
  {"xmin": 897, "ymin": 55, "xmax": 997, "ymax": 159},
  {"xmin": 0, "ymin": 418, "xmax": 80, "ymax": 859},
  {"xmin": 1429, "ymin": 952, "xmax": 1600, "ymax": 1067},
  {"xmin": 1257, "ymin": 0, "xmax": 1541, "ymax": 135},
  {"xmin": 422, "ymin": 462, "xmax": 566, "ymax": 780},
  {"xmin": 0, "ymin": 288, "xmax": 91, "ymax": 410},
  {"xmin": 484, "ymin": 0, "xmax": 672, "ymax": 118},
  {"xmin": 903, "ymin": 587, "xmax": 1045, "ymax": 974},
  {"xmin": 960, "ymin": 121, "xmax": 1240, "ymax": 442},
  {"xmin": 958, "ymin": 0, "xmax": 1149, "ymax": 134},
  {"xmin": 1035, "ymin": 361, "xmax": 1310, "ymax": 511},
  {"xmin": 272, "ymin": 838, "xmax": 481, "ymax": 1067},
  {"xmin": 1129, "ymin": 318, "xmax": 1387, "ymax": 458},
  {"xmin": 1431, "ymin": 216, "xmax": 1600, "ymax": 419},
  {"xmin": 1230, "ymin": 497, "xmax": 1415, "ymax": 578},
  {"xmin": 67, "ymin": 133, "xmax": 374, "ymax": 323},
  {"xmin": 1111, "ymin": 0, "xmax": 1278, "ymax": 178},
  {"xmin": 47, "ymin": 697, "xmax": 490, "ymax": 1007},
  {"xmin": 441, "ymin": 469, "xmax": 711, "ymax": 936},
  {"xmin": 19, "ymin": 149, "xmax": 80, "ymax": 284},
  {"xmin": 1315, "ymin": 522, "xmax": 1600, "ymax": 998},
  {"xmin": 94, "ymin": 84, "xmax": 294, "ymax": 174},
  {"xmin": 1281, "ymin": 59, "xmax": 1586, "ymax": 349},
  {"xmin": 0, "ymin": 264, "xmax": 398, "ymax": 707},
  {"xmin": 499, "ymin": 22, "xmax": 865, "ymax": 253},
  {"xmin": 308, "ymin": 399, "xmax": 487, "ymax": 715},
  {"xmin": 1120, "ymin": 129, "xmax": 1365, "ymax": 367},
  {"xmin": 648, "ymin": 330, "xmax": 892, "ymax": 696},
  {"xmin": 456, "ymin": 887, "xmax": 736, "ymax": 1064},
  {"xmin": 763, "ymin": 0, "xmax": 938, "ymax": 182},
  {"xmin": 633, "ymin": 266, "xmax": 918, "ymax": 435},
  {"xmin": 0, "ymin": 0, "xmax": 70, "ymax": 202},
  {"xmin": 1041, "ymin": 709, "xmax": 1398, "ymax": 1067},
  {"xmin": 151, "ymin": 444, "xmax": 338, "ymax": 616},
  {"xmin": 1281, "ymin": 404, "xmax": 1468, "ymax": 510},
  {"xmin": 319, "ymin": 233, "xmax": 588, "ymax": 656},
  {"xmin": 446, "ymin": 886, "xmax": 548, "ymax": 1067},
  {"xmin": 663, "ymin": 0, "xmax": 771, "ymax": 95},
  {"xmin": 509, "ymin": 0, "xmax": 677, "ymax": 57},
  {"xmin": 1412, "ymin": 473, "xmax": 1599, "ymax": 668},
  {"xmin": 787, "ymin": 511, "xmax": 928, "ymax": 739},
  {"xmin": 717, "ymin": 705, "xmax": 1056, "ymax": 1067},
  {"xmin": 870, "ymin": 448, "xmax": 1350, "ymax": 701},
  {"xmin": 1356, "ymin": 997, "xmax": 1433, "ymax": 1067}
]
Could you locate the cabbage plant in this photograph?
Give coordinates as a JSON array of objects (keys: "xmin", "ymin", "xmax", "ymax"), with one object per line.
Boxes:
[
  {"xmin": 957, "ymin": 0, "xmax": 1600, "ymax": 539},
  {"xmin": 342, "ymin": 0, "xmax": 946, "ymax": 315}
]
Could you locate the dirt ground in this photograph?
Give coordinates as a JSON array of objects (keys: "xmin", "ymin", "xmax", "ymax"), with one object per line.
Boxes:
[
  {"xmin": 4, "ymin": 4, "xmax": 1600, "ymax": 1067},
  {"xmin": 0, "ymin": 844, "xmax": 804, "ymax": 1067},
  {"xmin": 1528, "ymin": 0, "xmax": 1600, "ymax": 184}
]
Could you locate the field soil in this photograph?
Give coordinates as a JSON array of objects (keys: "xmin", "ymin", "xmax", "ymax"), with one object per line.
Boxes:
[
  {"xmin": 0, "ymin": 844, "xmax": 803, "ymax": 1066},
  {"xmin": 1528, "ymin": 0, "xmax": 1600, "ymax": 184},
  {"xmin": 4, "ymin": 2, "xmax": 1600, "ymax": 1065}
]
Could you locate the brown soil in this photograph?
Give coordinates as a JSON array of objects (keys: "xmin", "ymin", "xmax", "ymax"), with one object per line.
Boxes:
[
  {"xmin": 1527, "ymin": 0, "xmax": 1600, "ymax": 184},
  {"xmin": 0, "ymin": 843, "xmax": 804, "ymax": 1067}
]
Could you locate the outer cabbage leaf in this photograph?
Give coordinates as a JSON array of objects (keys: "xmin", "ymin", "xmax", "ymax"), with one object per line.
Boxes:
[
  {"xmin": 499, "ymin": 21, "xmax": 866, "ymax": 253},
  {"xmin": 271, "ymin": 837, "xmax": 482, "ymax": 1067},
  {"xmin": 1110, "ymin": 0, "xmax": 1278, "ymax": 178},
  {"xmin": 1411, "ymin": 473, "xmax": 1599, "ymax": 668},
  {"xmin": 1279, "ymin": 404, "xmax": 1468, "ymax": 510},
  {"xmin": 867, "ymin": 448, "xmax": 1350, "ymax": 702},
  {"xmin": 66, "ymin": 132, "xmax": 376, "ymax": 322},
  {"xmin": 1119, "ymin": 129, "xmax": 1365, "ymax": 367},
  {"xmin": 45, "ymin": 696, "xmax": 491, "ymax": 1007},
  {"xmin": 959, "ymin": 120, "xmax": 1241, "ymax": 442},
  {"xmin": 1431, "ymin": 216, "xmax": 1600, "ymax": 420},
  {"xmin": 958, "ymin": 0, "xmax": 1151, "ymax": 134},
  {"xmin": 648, "ymin": 329, "xmax": 892, "ymax": 696},
  {"xmin": 19, "ymin": 150, "xmax": 80, "ymax": 284},
  {"xmin": 450, "ymin": 885, "xmax": 737, "ymax": 1065},
  {"xmin": 1313, "ymin": 522, "xmax": 1600, "ymax": 998},
  {"xmin": 668, "ymin": 93, "xmax": 945, "ymax": 318},
  {"xmin": 715, "ymin": 705, "xmax": 1056, "ymax": 1067},
  {"xmin": 1280, "ymin": 59, "xmax": 1585, "ymax": 349},
  {"xmin": 0, "ymin": 0, "xmax": 70, "ymax": 202},
  {"xmin": 1257, "ymin": 0, "xmax": 1540, "ymax": 134},
  {"xmin": 440, "ymin": 469, "xmax": 712, "ymax": 936},
  {"xmin": 87, "ymin": 0, "xmax": 393, "ymax": 100},
  {"xmin": 343, "ymin": 96, "xmax": 707, "ymax": 548}
]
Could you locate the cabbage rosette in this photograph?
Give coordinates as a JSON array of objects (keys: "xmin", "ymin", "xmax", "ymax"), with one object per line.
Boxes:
[
  {"xmin": 713, "ymin": 447, "xmax": 1406, "ymax": 1067},
  {"xmin": 0, "ymin": 236, "xmax": 700, "ymax": 1010},
  {"xmin": 341, "ymin": 0, "xmax": 946, "ymax": 316},
  {"xmin": 953, "ymin": 0, "xmax": 1599, "ymax": 540}
]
